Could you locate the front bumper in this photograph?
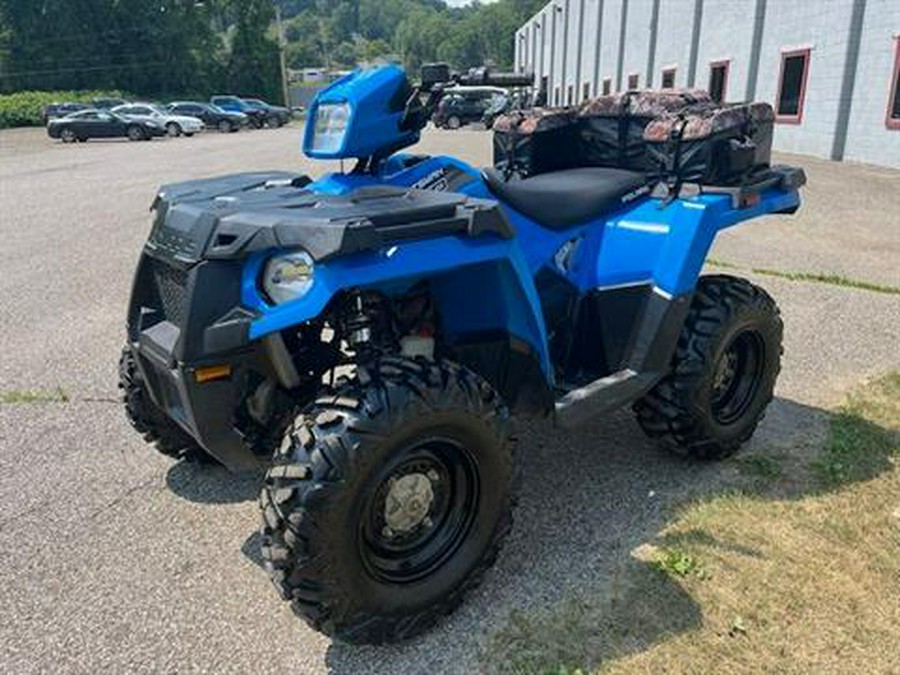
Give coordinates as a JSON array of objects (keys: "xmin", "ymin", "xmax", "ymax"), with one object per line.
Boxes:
[
  {"xmin": 129, "ymin": 329, "xmax": 261, "ymax": 471},
  {"xmin": 127, "ymin": 250, "xmax": 262, "ymax": 471}
]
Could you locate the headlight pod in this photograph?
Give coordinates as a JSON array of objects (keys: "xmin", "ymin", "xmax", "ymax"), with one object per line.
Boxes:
[
  {"xmin": 263, "ymin": 251, "xmax": 315, "ymax": 304},
  {"xmin": 310, "ymin": 102, "xmax": 350, "ymax": 153}
]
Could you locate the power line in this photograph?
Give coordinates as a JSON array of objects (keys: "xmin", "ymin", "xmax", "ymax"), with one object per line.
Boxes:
[
  {"xmin": 8, "ymin": 26, "xmax": 155, "ymax": 46},
  {"xmin": 0, "ymin": 62, "xmax": 172, "ymax": 80}
]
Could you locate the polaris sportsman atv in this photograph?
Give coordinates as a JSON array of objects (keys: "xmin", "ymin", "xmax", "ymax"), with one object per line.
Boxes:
[{"xmin": 120, "ymin": 63, "xmax": 805, "ymax": 643}]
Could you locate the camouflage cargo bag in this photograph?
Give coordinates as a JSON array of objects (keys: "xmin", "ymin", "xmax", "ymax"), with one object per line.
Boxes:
[
  {"xmin": 643, "ymin": 101, "xmax": 774, "ymax": 185},
  {"xmin": 577, "ymin": 89, "xmax": 710, "ymax": 172},
  {"xmin": 492, "ymin": 107, "xmax": 580, "ymax": 179}
]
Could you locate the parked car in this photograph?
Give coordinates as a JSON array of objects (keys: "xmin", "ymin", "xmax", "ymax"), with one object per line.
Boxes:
[
  {"xmin": 92, "ymin": 97, "xmax": 128, "ymax": 110},
  {"xmin": 210, "ymin": 95, "xmax": 268, "ymax": 128},
  {"xmin": 432, "ymin": 88, "xmax": 506, "ymax": 129},
  {"xmin": 112, "ymin": 103, "xmax": 204, "ymax": 137},
  {"xmin": 242, "ymin": 98, "xmax": 292, "ymax": 127},
  {"xmin": 41, "ymin": 102, "xmax": 90, "ymax": 124},
  {"xmin": 47, "ymin": 109, "xmax": 166, "ymax": 143},
  {"xmin": 481, "ymin": 94, "xmax": 512, "ymax": 129},
  {"xmin": 167, "ymin": 101, "xmax": 248, "ymax": 133}
]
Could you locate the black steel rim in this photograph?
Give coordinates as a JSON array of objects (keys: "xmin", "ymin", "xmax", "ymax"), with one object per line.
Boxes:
[
  {"xmin": 711, "ymin": 329, "xmax": 765, "ymax": 425},
  {"xmin": 359, "ymin": 438, "xmax": 479, "ymax": 584}
]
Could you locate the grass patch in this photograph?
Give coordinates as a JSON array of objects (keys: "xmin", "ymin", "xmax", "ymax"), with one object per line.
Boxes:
[
  {"xmin": 1, "ymin": 388, "xmax": 69, "ymax": 404},
  {"xmin": 750, "ymin": 268, "xmax": 900, "ymax": 295},
  {"xmin": 484, "ymin": 373, "xmax": 900, "ymax": 674},
  {"xmin": 705, "ymin": 258, "xmax": 741, "ymax": 270},
  {"xmin": 703, "ymin": 260, "xmax": 900, "ymax": 296},
  {"xmin": 812, "ymin": 373, "xmax": 900, "ymax": 487},
  {"xmin": 653, "ymin": 547, "xmax": 704, "ymax": 578},
  {"xmin": 735, "ymin": 453, "xmax": 783, "ymax": 480}
]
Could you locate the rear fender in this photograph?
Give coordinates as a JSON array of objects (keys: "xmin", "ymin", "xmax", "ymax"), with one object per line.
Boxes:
[{"xmin": 593, "ymin": 186, "xmax": 801, "ymax": 296}]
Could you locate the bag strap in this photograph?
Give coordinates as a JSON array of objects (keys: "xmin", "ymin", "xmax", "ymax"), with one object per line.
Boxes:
[
  {"xmin": 618, "ymin": 91, "xmax": 637, "ymax": 165},
  {"xmin": 661, "ymin": 115, "xmax": 689, "ymax": 205}
]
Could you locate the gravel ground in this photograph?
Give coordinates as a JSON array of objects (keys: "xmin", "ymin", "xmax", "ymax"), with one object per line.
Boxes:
[{"xmin": 0, "ymin": 125, "xmax": 898, "ymax": 674}]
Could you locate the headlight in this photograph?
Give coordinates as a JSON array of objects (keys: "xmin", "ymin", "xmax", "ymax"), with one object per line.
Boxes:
[
  {"xmin": 263, "ymin": 251, "xmax": 315, "ymax": 304},
  {"xmin": 310, "ymin": 102, "xmax": 350, "ymax": 153}
]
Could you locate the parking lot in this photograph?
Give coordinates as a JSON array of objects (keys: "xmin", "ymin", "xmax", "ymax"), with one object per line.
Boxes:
[{"xmin": 1, "ymin": 124, "xmax": 898, "ymax": 674}]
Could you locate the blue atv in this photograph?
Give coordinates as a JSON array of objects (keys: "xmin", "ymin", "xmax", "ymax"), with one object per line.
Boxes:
[{"xmin": 120, "ymin": 63, "xmax": 804, "ymax": 643}]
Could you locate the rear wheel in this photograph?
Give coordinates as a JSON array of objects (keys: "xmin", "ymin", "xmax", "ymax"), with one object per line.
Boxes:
[
  {"xmin": 165, "ymin": 122, "xmax": 182, "ymax": 137},
  {"xmin": 446, "ymin": 115, "xmax": 462, "ymax": 130},
  {"xmin": 118, "ymin": 347, "xmax": 212, "ymax": 463},
  {"xmin": 217, "ymin": 119, "xmax": 233, "ymax": 133},
  {"xmin": 260, "ymin": 357, "xmax": 517, "ymax": 643},
  {"xmin": 633, "ymin": 275, "xmax": 783, "ymax": 460},
  {"xmin": 127, "ymin": 125, "xmax": 146, "ymax": 141}
]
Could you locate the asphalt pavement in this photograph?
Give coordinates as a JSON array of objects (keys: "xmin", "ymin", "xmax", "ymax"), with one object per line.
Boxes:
[{"xmin": 0, "ymin": 125, "xmax": 898, "ymax": 673}]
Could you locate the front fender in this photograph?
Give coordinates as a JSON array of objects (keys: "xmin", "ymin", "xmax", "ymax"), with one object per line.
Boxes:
[{"xmin": 242, "ymin": 233, "xmax": 553, "ymax": 381}]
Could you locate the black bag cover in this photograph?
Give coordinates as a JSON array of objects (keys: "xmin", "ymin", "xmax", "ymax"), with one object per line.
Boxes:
[
  {"xmin": 643, "ymin": 102, "xmax": 774, "ymax": 185},
  {"xmin": 577, "ymin": 89, "xmax": 711, "ymax": 172},
  {"xmin": 492, "ymin": 108, "xmax": 579, "ymax": 178}
]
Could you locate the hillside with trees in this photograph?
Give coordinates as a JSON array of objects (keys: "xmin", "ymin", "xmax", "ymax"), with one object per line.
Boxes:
[
  {"xmin": 280, "ymin": 0, "xmax": 545, "ymax": 72},
  {"xmin": 0, "ymin": 0, "xmax": 282, "ymax": 99},
  {"xmin": 0, "ymin": 0, "xmax": 543, "ymax": 101}
]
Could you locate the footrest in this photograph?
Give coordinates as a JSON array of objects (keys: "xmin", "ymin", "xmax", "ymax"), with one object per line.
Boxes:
[{"xmin": 555, "ymin": 369, "xmax": 661, "ymax": 429}]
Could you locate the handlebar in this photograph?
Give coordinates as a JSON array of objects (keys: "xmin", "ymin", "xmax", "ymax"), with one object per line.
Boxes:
[{"xmin": 456, "ymin": 67, "xmax": 535, "ymax": 88}]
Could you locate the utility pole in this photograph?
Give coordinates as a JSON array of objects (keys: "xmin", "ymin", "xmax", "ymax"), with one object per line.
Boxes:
[{"xmin": 274, "ymin": 3, "xmax": 290, "ymax": 107}]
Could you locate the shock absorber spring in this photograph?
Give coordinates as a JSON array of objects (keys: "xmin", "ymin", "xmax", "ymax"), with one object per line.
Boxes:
[{"xmin": 342, "ymin": 290, "xmax": 389, "ymax": 355}]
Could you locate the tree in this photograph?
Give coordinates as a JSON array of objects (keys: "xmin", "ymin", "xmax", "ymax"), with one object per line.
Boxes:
[{"xmin": 226, "ymin": 0, "xmax": 282, "ymax": 101}]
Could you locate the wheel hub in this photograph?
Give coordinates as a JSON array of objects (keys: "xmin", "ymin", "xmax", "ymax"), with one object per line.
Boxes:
[
  {"xmin": 710, "ymin": 330, "xmax": 765, "ymax": 425},
  {"xmin": 713, "ymin": 348, "xmax": 738, "ymax": 395},
  {"xmin": 361, "ymin": 441, "xmax": 479, "ymax": 584},
  {"xmin": 383, "ymin": 472, "xmax": 436, "ymax": 534}
]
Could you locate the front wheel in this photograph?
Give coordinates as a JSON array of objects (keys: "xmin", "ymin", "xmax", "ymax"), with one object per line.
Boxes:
[
  {"xmin": 633, "ymin": 275, "xmax": 783, "ymax": 460},
  {"xmin": 118, "ymin": 347, "xmax": 212, "ymax": 463},
  {"xmin": 165, "ymin": 122, "xmax": 182, "ymax": 137},
  {"xmin": 446, "ymin": 115, "xmax": 462, "ymax": 130},
  {"xmin": 60, "ymin": 128, "xmax": 77, "ymax": 143},
  {"xmin": 260, "ymin": 358, "xmax": 517, "ymax": 643},
  {"xmin": 217, "ymin": 119, "xmax": 233, "ymax": 133}
]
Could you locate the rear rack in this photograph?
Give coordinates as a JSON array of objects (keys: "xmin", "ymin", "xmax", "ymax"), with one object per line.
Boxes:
[{"xmin": 651, "ymin": 165, "xmax": 807, "ymax": 210}]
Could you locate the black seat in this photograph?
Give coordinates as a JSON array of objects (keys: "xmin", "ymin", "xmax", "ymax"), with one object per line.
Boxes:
[{"xmin": 483, "ymin": 167, "xmax": 648, "ymax": 229}]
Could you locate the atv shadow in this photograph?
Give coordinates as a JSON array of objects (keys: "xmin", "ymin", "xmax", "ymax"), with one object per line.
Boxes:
[
  {"xmin": 318, "ymin": 394, "xmax": 894, "ymax": 674},
  {"xmin": 165, "ymin": 459, "xmax": 261, "ymax": 504}
]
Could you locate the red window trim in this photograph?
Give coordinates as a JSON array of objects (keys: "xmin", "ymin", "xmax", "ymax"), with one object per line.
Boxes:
[
  {"xmin": 775, "ymin": 47, "xmax": 811, "ymax": 124},
  {"xmin": 709, "ymin": 59, "xmax": 730, "ymax": 102},
  {"xmin": 661, "ymin": 66, "xmax": 677, "ymax": 89},
  {"xmin": 627, "ymin": 72, "xmax": 639, "ymax": 89},
  {"xmin": 887, "ymin": 37, "xmax": 900, "ymax": 130}
]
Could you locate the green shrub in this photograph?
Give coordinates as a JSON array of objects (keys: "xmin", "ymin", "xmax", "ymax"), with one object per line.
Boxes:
[{"xmin": 0, "ymin": 90, "xmax": 130, "ymax": 128}]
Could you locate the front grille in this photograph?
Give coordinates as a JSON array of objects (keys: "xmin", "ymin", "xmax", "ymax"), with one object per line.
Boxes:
[{"xmin": 151, "ymin": 259, "xmax": 188, "ymax": 325}]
